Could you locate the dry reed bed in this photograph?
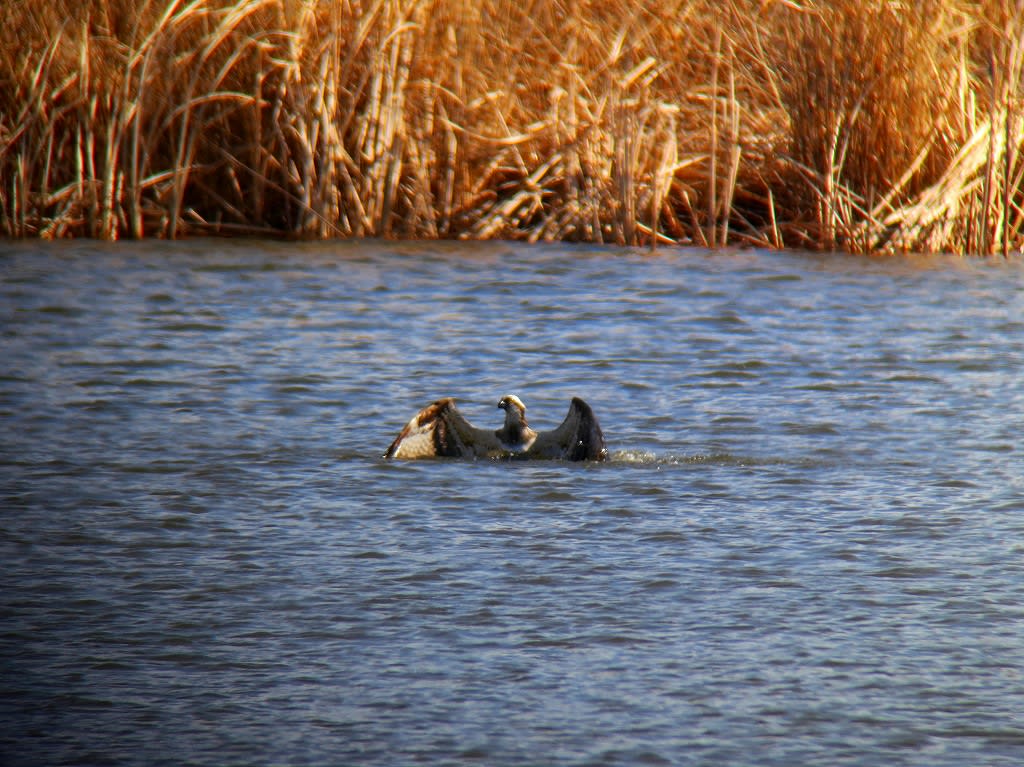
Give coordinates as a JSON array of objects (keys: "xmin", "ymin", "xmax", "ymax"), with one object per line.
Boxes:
[{"xmin": 1, "ymin": 0, "xmax": 1022, "ymax": 254}]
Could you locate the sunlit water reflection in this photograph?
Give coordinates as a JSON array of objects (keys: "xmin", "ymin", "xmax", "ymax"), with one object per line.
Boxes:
[{"xmin": 2, "ymin": 239, "xmax": 1023, "ymax": 766}]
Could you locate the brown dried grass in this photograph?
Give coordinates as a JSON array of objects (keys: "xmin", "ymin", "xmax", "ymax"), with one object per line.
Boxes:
[{"xmin": 1, "ymin": 0, "xmax": 1021, "ymax": 254}]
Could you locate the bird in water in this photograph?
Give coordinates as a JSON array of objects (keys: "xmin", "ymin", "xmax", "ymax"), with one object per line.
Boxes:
[{"xmin": 384, "ymin": 395, "xmax": 607, "ymax": 461}]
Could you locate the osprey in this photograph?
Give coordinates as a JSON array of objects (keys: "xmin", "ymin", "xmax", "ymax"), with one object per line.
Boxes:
[{"xmin": 384, "ymin": 395, "xmax": 607, "ymax": 461}]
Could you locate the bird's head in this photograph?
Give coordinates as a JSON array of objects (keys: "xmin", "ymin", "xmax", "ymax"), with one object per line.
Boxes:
[{"xmin": 497, "ymin": 395, "xmax": 527, "ymax": 425}]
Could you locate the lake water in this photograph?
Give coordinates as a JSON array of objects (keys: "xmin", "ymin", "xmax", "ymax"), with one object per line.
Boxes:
[{"xmin": 2, "ymin": 239, "xmax": 1023, "ymax": 766}]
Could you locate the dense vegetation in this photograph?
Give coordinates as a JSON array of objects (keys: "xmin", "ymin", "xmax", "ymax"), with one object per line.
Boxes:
[{"xmin": 2, "ymin": 0, "xmax": 1022, "ymax": 254}]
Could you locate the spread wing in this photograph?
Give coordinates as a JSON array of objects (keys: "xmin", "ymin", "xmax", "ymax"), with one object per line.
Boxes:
[
  {"xmin": 384, "ymin": 398, "xmax": 502, "ymax": 459},
  {"xmin": 529, "ymin": 397, "xmax": 608, "ymax": 461}
]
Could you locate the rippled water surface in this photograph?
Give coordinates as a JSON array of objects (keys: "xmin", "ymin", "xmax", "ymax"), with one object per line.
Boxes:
[{"xmin": 2, "ymin": 239, "xmax": 1024, "ymax": 766}]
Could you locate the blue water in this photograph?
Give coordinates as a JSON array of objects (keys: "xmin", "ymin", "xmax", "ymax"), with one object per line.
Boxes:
[{"xmin": 2, "ymin": 239, "xmax": 1023, "ymax": 766}]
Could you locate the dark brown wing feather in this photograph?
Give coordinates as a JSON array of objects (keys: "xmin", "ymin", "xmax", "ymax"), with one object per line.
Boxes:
[{"xmin": 529, "ymin": 397, "xmax": 607, "ymax": 461}]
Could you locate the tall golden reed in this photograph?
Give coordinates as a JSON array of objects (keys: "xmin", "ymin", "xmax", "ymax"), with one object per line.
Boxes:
[
  {"xmin": 1, "ymin": 0, "xmax": 1021, "ymax": 254},
  {"xmin": 776, "ymin": 0, "xmax": 1024, "ymax": 256}
]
